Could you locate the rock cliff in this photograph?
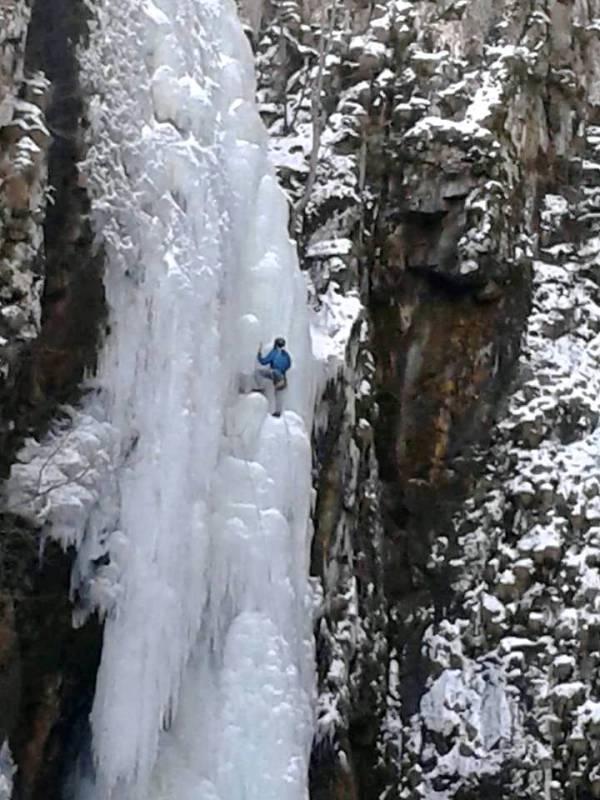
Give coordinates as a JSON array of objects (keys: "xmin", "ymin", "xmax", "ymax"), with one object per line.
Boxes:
[
  {"xmin": 0, "ymin": 2, "xmax": 102, "ymax": 798},
  {"xmin": 248, "ymin": 0, "xmax": 600, "ymax": 797}
]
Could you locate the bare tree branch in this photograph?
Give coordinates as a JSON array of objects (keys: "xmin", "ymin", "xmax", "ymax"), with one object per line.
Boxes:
[
  {"xmin": 287, "ymin": 57, "xmax": 311, "ymax": 133},
  {"xmin": 290, "ymin": 0, "xmax": 339, "ymax": 238}
]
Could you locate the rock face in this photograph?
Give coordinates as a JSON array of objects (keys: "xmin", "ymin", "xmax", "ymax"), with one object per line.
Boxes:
[
  {"xmin": 0, "ymin": 0, "xmax": 47, "ymax": 446},
  {"xmin": 0, "ymin": 1, "xmax": 103, "ymax": 797},
  {"xmin": 409, "ymin": 139, "xmax": 600, "ymax": 799},
  {"xmin": 251, "ymin": 0, "xmax": 600, "ymax": 797}
]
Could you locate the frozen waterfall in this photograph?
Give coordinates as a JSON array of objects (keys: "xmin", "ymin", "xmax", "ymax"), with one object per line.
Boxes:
[
  {"xmin": 79, "ymin": 1, "xmax": 317, "ymax": 797},
  {"xmin": 8, "ymin": 0, "xmax": 317, "ymax": 798}
]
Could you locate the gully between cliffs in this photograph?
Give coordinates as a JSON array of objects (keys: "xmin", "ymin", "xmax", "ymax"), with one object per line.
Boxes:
[{"xmin": 2, "ymin": 1, "xmax": 104, "ymax": 797}]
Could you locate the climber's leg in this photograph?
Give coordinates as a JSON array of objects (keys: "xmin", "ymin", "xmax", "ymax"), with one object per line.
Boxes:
[
  {"xmin": 254, "ymin": 367, "xmax": 273, "ymax": 384},
  {"xmin": 252, "ymin": 367, "xmax": 275, "ymax": 411},
  {"xmin": 240, "ymin": 368, "xmax": 279, "ymax": 413},
  {"xmin": 273, "ymin": 386, "xmax": 284, "ymax": 417},
  {"xmin": 239, "ymin": 367, "xmax": 269, "ymax": 393}
]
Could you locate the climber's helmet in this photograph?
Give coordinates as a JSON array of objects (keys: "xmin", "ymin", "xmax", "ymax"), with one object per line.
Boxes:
[{"xmin": 274, "ymin": 337, "xmax": 286, "ymax": 348}]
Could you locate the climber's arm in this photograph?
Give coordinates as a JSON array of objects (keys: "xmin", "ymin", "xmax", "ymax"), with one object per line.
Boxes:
[{"xmin": 257, "ymin": 347, "xmax": 274, "ymax": 366}]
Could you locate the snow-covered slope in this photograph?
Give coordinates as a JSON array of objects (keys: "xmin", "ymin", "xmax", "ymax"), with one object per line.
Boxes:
[{"xmin": 7, "ymin": 0, "xmax": 317, "ymax": 798}]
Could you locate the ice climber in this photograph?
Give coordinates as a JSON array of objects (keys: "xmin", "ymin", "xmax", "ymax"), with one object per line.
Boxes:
[{"xmin": 239, "ymin": 337, "xmax": 292, "ymax": 417}]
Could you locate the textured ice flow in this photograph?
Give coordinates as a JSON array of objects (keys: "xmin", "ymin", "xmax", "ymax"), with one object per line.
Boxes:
[{"xmin": 64, "ymin": 0, "xmax": 316, "ymax": 797}]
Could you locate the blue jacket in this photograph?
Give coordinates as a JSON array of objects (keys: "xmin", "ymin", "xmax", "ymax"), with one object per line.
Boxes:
[{"xmin": 258, "ymin": 347, "xmax": 292, "ymax": 376}]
